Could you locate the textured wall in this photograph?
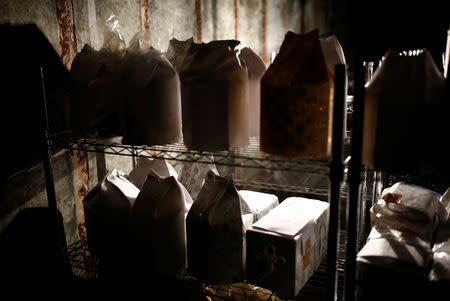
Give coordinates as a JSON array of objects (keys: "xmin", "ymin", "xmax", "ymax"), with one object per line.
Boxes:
[
  {"xmin": 266, "ymin": 0, "xmax": 303, "ymax": 59},
  {"xmin": 237, "ymin": 0, "xmax": 263, "ymax": 56},
  {"xmin": 72, "ymin": 0, "xmax": 141, "ymax": 51},
  {"xmin": 1, "ymin": 150, "xmax": 79, "ymax": 245},
  {"xmin": 149, "ymin": 0, "xmax": 196, "ymax": 52},
  {"xmin": 1, "ymin": 0, "xmax": 61, "ymax": 55}
]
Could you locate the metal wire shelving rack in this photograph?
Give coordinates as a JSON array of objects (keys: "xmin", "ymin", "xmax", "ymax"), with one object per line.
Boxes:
[{"xmin": 38, "ymin": 63, "xmax": 375, "ymax": 301}]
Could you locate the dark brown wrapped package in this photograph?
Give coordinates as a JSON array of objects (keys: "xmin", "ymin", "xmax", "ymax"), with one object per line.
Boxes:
[
  {"xmin": 186, "ymin": 171, "xmax": 246, "ymax": 284},
  {"xmin": 83, "ymin": 169, "xmax": 139, "ymax": 280},
  {"xmin": 132, "ymin": 173, "xmax": 188, "ymax": 278},
  {"xmin": 70, "ymin": 44, "xmax": 123, "ymax": 138},
  {"xmin": 260, "ymin": 30, "xmax": 333, "ymax": 158},
  {"xmin": 166, "ymin": 37, "xmax": 195, "ymax": 73},
  {"xmin": 119, "ymin": 47, "xmax": 182, "ymax": 146},
  {"xmin": 180, "ymin": 40, "xmax": 250, "ymax": 151}
]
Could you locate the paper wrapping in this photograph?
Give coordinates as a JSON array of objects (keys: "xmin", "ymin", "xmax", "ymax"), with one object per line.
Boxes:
[
  {"xmin": 177, "ymin": 154, "xmax": 219, "ymax": 201},
  {"xmin": 260, "ymin": 30, "xmax": 334, "ymax": 158},
  {"xmin": 439, "ymin": 187, "xmax": 450, "ymax": 223},
  {"xmin": 429, "ymin": 249, "xmax": 450, "ymax": 282},
  {"xmin": 430, "ymin": 220, "xmax": 450, "ymax": 282},
  {"xmin": 357, "ymin": 236, "xmax": 432, "ymax": 275},
  {"xmin": 238, "ymin": 190, "xmax": 279, "ymax": 223},
  {"xmin": 238, "ymin": 47, "xmax": 267, "ymax": 137},
  {"xmin": 128, "ymin": 157, "xmax": 178, "ymax": 189},
  {"xmin": 180, "ymin": 40, "xmax": 250, "ymax": 151},
  {"xmin": 186, "ymin": 171, "xmax": 246, "ymax": 284},
  {"xmin": 319, "ymin": 35, "xmax": 346, "ymax": 72},
  {"xmin": 246, "ymin": 197, "xmax": 329, "ymax": 299},
  {"xmin": 320, "ymin": 34, "xmax": 347, "ymax": 134}
]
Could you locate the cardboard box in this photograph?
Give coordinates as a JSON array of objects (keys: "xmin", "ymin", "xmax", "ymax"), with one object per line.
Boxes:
[{"xmin": 246, "ymin": 197, "xmax": 329, "ymax": 299}]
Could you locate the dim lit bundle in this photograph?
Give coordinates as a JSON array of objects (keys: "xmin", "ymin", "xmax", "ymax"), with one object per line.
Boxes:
[
  {"xmin": 119, "ymin": 45, "xmax": 183, "ymax": 146},
  {"xmin": 260, "ymin": 29, "xmax": 334, "ymax": 158},
  {"xmin": 429, "ymin": 188, "xmax": 450, "ymax": 290},
  {"xmin": 357, "ymin": 183, "xmax": 450, "ymax": 300},
  {"xmin": 180, "ymin": 40, "xmax": 250, "ymax": 151},
  {"xmin": 69, "ymin": 44, "xmax": 123, "ymax": 137},
  {"xmin": 166, "ymin": 37, "xmax": 195, "ymax": 73},
  {"xmin": 186, "ymin": 171, "xmax": 249, "ymax": 283},
  {"xmin": 131, "ymin": 169, "xmax": 191, "ymax": 278},
  {"xmin": 82, "ymin": 168, "xmax": 139, "ymax": 279},
  {"xmin": 362, "ymin": 49, "xmax": 446, "ymax": 174},
  {"xmin": 83, "ymin": 159, "xmax": 192, "ymax": 280},
  {"xmin": 370, "ymin": 182, "xmax": 446, "ymax": 227}
]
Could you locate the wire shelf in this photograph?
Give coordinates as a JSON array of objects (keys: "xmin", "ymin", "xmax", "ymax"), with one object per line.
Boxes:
[
  {"xmin": 50, "ymin": 132, "xmax": 332, "ymax": 174},
  {"xmin": 64, "ymin": 231, "xmax": 348, "ymax": 300}
]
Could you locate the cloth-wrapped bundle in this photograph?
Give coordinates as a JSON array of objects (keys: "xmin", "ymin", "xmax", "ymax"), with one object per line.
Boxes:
[
  {"xmin": 132, "ymin": 171, "xmax": 191, "ymax": 278},
  {"xmin": 119, "ymin": 45, "xmax": 182, "ymax": 146},
  {"xmin": 84, "ymin": 165, "xmax": 192, "ymax": 280},
  {"xmin": 429, "ymin": 188, "xmax": 450, "ymax": 288},
  {"xmin": 83, "ymin": 169, "xmax": 139, "ymax": 279},
  {"xmin": 166, "ymin": 37, "xmax": 195, "ymax": 73},
  {"xmin": 356, "ymin": 233, "xmax": 431, "ymax": 301},
  {"xmin": 180, "ymin": 40, "xmax": 250, "ymax": 151},
  {"xmin": 70, "ymin": 44, "xmax": 123, "ymax": 137}
]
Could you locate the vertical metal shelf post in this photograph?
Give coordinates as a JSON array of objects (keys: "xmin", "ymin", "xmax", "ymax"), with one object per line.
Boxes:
[
  {"xmin": 344, "ymin": 60, "xmax": 365, "ymax": 301},
  {"xmin": 39, "ymin": 65, "xmax": 64, "ymax": 251},
  {"xmin": 327, "ymin": 64, "xmax": 347, "ymax": 301}
]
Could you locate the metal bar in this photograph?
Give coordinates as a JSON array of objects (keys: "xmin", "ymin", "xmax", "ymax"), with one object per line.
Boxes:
[
  {"xmin": 327, "ymin": 64, "xmax": 346, "ymax": 301},
  {"xmin": 95, "ymin": 147, "xmax": 107, "ymax": 183},
  {"xmin": 40, "ymin": 66, "xmax": 58, "ymax": 220},
  {"xmin": 50, "ymin": 134, "xmax": 332, "ymax": 172},
  {"xmin": 345, "ymin": 61, "xmax": 365, "ymax": 301}
]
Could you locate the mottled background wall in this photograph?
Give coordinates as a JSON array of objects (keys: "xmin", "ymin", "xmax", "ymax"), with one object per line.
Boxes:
[
  {"xmin": 0, "ymin": 0, "xmax": 61, "ymax": 54},
  {"xmin": 1, "ymin": 0, "xmax": 338, "ymax": 59},
  {"xmin": 0, "ymin": 0, "xmax": 340, "ymax": 246}
]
